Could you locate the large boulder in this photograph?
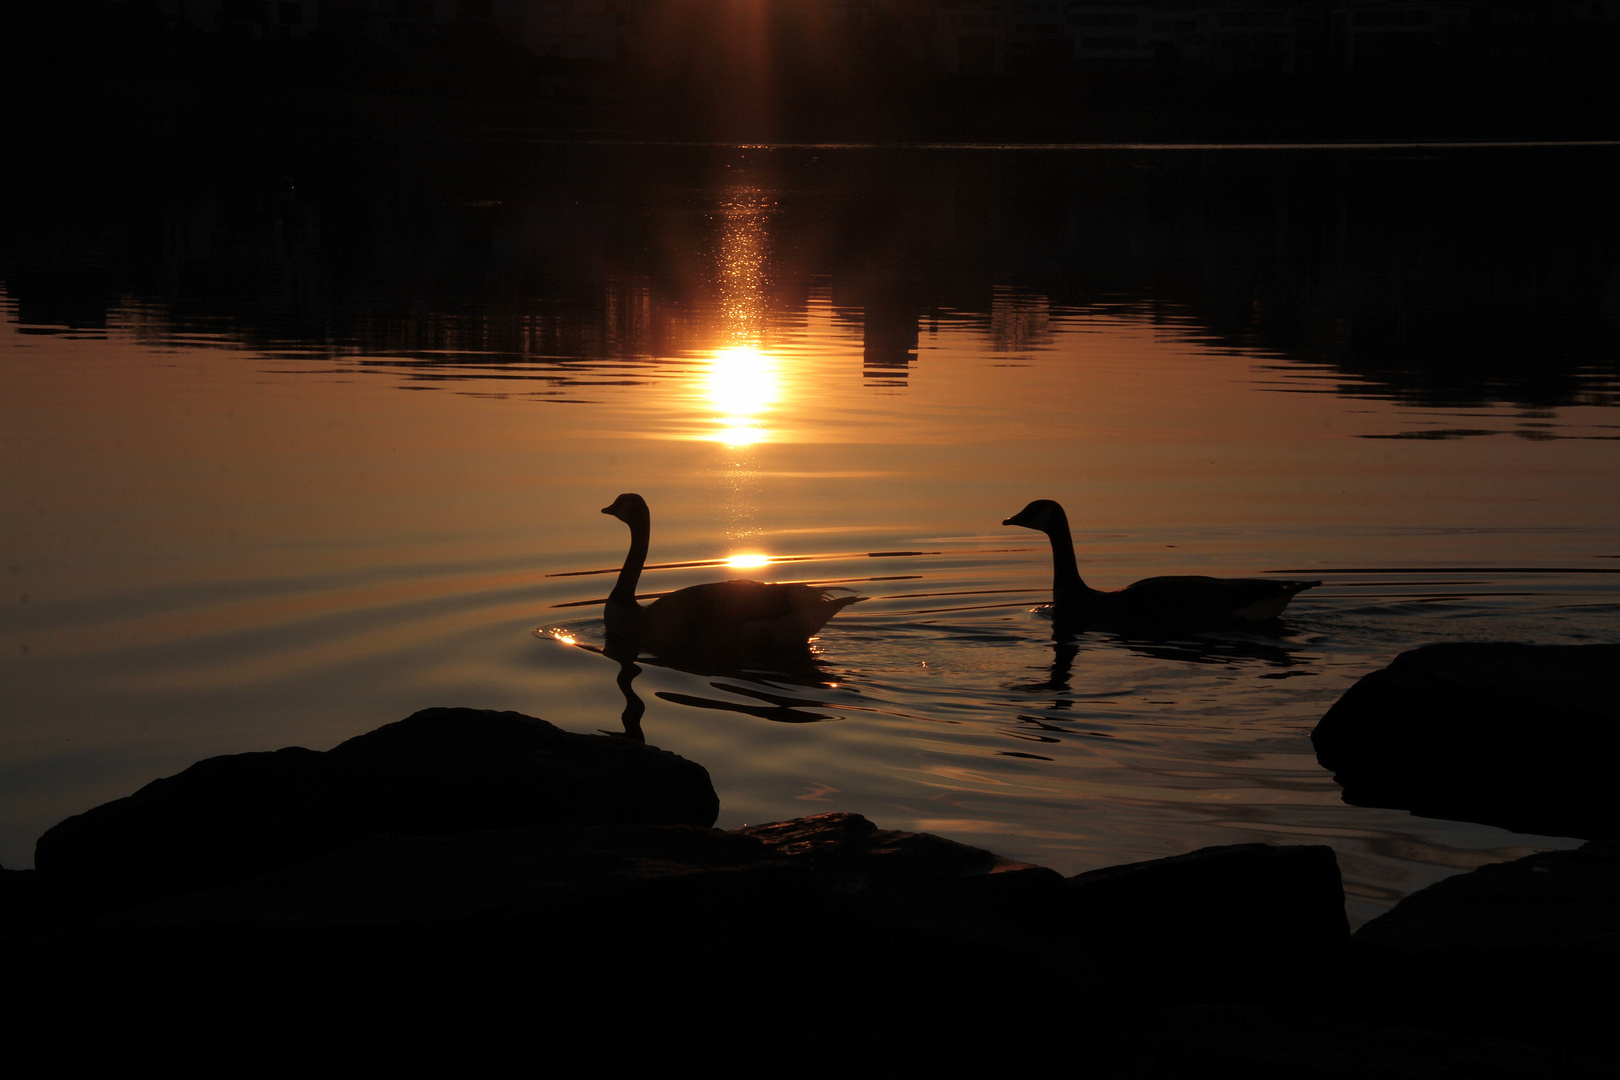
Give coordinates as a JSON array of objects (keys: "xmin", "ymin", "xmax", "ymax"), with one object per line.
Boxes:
[
  {"xmin": 7, "ymin": 709, "xmax": 1378, "ymax": 1072},
  {"xmin": 1139, "ymin": 1003, "xmax": 1619, "ymax": 1079},
  {"xmin": 33, "ymin": 707, "xmax": 720, "ymax": 888},
  {"xmin": 1312, "ymin": 642, "xmax": 1620, "ymax": 838},
  {"xmin": 739, "ymin": 811, "xmax": 1064, "ymax": 901},
  {"xmin": 1341, "ymin": 840, "xmax": 1620, "ymax": 1051},
  {"xmin": 1065, "ymin": 843, "xmax": 1350, "ymax": 1008},
  {"xmin": 8, "ymin": 813, "xmax": 1120, "ymax": 1073}
]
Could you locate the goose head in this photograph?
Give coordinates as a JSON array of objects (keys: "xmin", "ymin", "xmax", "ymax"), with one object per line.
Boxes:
[
  {"xmin": 602, "ymin": 492, "xmax": 650, "ymax": 527},
  {"xmin": 1003, "ymin": 499, "xmax": 1068, "ymax": 533}
]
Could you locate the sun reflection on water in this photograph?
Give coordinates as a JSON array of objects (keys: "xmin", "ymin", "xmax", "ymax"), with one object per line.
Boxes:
[
  {"xmin": 705, "ymin": 344, "xmax": 778, "ymax": 446},
  {"xmin": 697, "ymin": 185, "xmax": 782, "ymax": 544}
]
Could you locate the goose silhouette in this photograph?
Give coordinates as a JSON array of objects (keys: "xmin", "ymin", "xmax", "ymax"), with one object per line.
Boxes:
[
  {"xmin": 601, "ymin": 493, "xmax": 863, "ymax": 658},
  {"xmin": 1003, "ymin": 499, "xmax": 1319, "ymax": 628}
]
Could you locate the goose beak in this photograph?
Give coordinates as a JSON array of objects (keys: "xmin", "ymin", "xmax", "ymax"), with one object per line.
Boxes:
[
  {"xmin": 1001, "ymin": 516, "xmax": 1016, "ymax": 526},
  {"xmin": 600, "ymin": 505, "xmax": 615, "ymax": 515}
]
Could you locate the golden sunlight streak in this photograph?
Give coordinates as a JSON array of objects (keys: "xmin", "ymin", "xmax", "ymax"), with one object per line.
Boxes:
[
  {"xmin": 693, "ymin": 185, "xmax": 782, "ymax": 446},
  {"xmin": 715, "ymin": 424, "xmax": 766, "ymax": 446},
  {"xmin": 718, "ymin": 188, "xmax": 770, "ymax": 342},
  {"xmin": 725, "ymin": 553, "xmax": 771, "ymax": 569}
]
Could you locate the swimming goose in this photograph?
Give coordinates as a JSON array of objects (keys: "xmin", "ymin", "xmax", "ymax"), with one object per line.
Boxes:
[
  {"xmin": 601, "ymin": 493, "xmax": 862, "ymax": 656},
  {"xmin": 1003, "ymin": 499, "xmax": 1319, "ymax": 628}
]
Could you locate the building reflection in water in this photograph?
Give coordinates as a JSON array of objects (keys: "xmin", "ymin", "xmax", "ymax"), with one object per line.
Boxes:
[
  {"xmin": 861, "ymin": 300, "xmax": 919, "ymax": 388},
  {"xmin": 5, "ymin": 145, "xmax": 1614, "ymax": 412}
]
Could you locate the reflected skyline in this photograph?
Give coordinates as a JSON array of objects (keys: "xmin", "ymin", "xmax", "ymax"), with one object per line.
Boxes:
[{"xmin": 4, "ymin": 143, "xmax": 1616, "ymax": 413}]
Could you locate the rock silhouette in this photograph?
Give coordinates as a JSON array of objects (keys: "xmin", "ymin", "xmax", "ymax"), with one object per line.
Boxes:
[
  {"xmin": 1066, "ymin": 842, "xmax": 1349, "ymax": 1008},
  {"xmin": 35, "ymin": 706, "xmax": 719, "ymax": 889},
  {"xmin": 6, "ymin": 703, "xmax": 1617, "ymax": 1076},
  {"xmin": 1312, "ymin": 642, "xmax": 1620, "ymax": 839},
  {"xmin": 1343, "ymin": 839, "xmax": 1620, "ymax": 1053}
]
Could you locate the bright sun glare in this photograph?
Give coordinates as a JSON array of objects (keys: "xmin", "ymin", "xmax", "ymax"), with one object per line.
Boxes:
[
  {"xmin": 706, "ymin": 345, "xmax": 777, "ymax": 445},
  {"xmin": 725, "ymin": 554, "xmax": 771, "ymax": 569}
]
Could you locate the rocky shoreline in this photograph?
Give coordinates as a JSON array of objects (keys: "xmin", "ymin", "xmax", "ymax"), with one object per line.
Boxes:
[{"xmin": 4, "ymin": 643, "xmax": 1616, "ymax": 1076}]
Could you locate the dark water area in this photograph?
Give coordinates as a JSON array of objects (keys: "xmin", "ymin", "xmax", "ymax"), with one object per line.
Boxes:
[
  {"xmin": 6, "ymin": 1, "xmax": 1619, "ymax": 145},
  {"xmin": 3, "ymin": 137, "xmax": 1619, "ymax": 926},
  {"xmin": 5, "ymin": 138, "xmax": 1618, "ymax": 405}
]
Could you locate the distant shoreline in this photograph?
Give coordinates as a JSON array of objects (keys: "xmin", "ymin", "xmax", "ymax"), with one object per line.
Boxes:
[{"xmin": 481, "ymin": 136, "xmax": 1620, "ymax": 151}]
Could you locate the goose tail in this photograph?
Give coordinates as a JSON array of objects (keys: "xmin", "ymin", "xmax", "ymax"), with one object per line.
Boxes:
[
  {"xmin": 800, "ymin": 589, "xmax": 866, "ymax": 636},
  {"xmin": 1232, "ymin": 579, "xmax": 1321, "ymax": 622}
]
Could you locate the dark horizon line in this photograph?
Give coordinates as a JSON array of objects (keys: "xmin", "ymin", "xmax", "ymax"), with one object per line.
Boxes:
[{"xmin": 503, "ymin": 135, "xmax": 1620, "ymax": 151}]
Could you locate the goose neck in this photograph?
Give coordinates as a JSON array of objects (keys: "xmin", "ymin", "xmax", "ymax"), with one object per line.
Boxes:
[
  {"xmin": 1046, "ymin": 523, "xmax": 1090, "ymax": 602},
  {"xmin": 609, "ymin": 516, "xmax": 649, "ymax": 607}
]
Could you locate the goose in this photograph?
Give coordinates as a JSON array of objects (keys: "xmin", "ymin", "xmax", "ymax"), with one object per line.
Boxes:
[
  {"xmin": 600, "ymin": 493, "xmax": 862, "ymax": 657},
  {"xmin": 1003, "ymin": 499, "xmax": 1319, "ymax": 628}
]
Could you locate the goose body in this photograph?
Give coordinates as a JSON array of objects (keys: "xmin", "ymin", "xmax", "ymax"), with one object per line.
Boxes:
[
  {"xmin": 601, "ymin": 493, "xmax": 861, "ymax": 656},
  {"xmin": 1003, "ymin": 499, "xmax": 1319, "ymax": 628}
]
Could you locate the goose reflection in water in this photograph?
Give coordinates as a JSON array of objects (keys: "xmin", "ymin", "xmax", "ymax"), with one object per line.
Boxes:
[
  {"xmin": 1008, "ymin": 628, "xmax": 1310, "ymax": 705},
  {"xmin": 584, "ymin": 634, "xmax": 843, "ymax": 741}
]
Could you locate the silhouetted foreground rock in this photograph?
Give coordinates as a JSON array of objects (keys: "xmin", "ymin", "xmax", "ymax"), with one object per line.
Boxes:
[
  {"xmin": 1109, "ymin": 840, "xmax": 1620, "ymax": 1076},
  {"xmin": 1066, "ymin": 843, "xmax": 1349, "ymax": 1008},
  {"xmin": 1312, "ymin": 642, "xmax": 1620, "ymax": 839},
  {"xmin": 1138, "ymin": 1003, "xmax": 1619, "ymax": 1079},
  {"xmin": 1342, "ymin": 840, "xmax": 1620, "ymax": 1052},
  {"xmin": 35, "ymin": 706, "xmax": 719, "ymax": 885},
  {"xmin": 6, "ymin": 706, "xmax": 1612, "ymax": 1075},
  {"xmin": 10, "ymin": 816, "xmax": 1110, "ymax": 1071}
]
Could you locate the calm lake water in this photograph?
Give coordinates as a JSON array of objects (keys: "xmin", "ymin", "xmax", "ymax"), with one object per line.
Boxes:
[{"xmin": 3, "ymin": 140, "xmax": 1617, "ymax": 923}]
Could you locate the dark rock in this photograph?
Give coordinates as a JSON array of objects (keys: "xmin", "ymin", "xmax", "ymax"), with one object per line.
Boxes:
[
  {"xmin": 1341, "ymin": 839, "xmax": 1620, "ymax": 1050},
  {"xmin": 10, "ymin": 711, "xmax": 1383, "ymax": 1071},
  {"xmin": 0, "ymin": 865, "xmax": 43, "ymax": 949},
  {"xmin": 33, "ymin": 707, "xmax": 719, "ymax": 889},
  {"xmin": 1140, "ymin": 1003, "xmax": 1620, "ymax": 1079},
  {"xmin": 739, "ymin": 811, "xmax": 1066, "ymax": 902},
  {"xmin": 78, "ymin": 814, "xmax": 1059, "ymax": 934},
  {"xmin": 1065, "ymin": 843, "xmax": 1350, "ymax": 1008},
  {"xmin": 323, "ymin": 705, "xmax": 719, "ymax": 831},
  {"xmin": 9, "ymin": 815, "xmax": 1119, "ymax": 1073},
  {"xmin": 1312, "ymin": 642, "xmax": 1620, "ymax": 838}
]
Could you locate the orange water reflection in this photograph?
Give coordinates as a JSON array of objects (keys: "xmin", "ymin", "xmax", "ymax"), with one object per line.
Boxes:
[{"xmin": 6, "ymin": 281, "xmax": 1618, "ymax": 926}]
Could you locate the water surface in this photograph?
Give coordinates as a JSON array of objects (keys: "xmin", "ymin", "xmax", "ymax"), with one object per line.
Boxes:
[{"xmin": 3, "ymin": 142, "xmax": 1617, "ymax": 923}]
